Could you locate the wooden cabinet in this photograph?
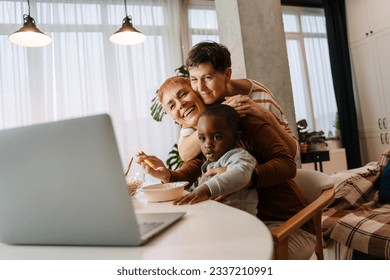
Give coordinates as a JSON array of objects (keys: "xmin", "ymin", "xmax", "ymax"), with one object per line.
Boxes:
[
  {"xmin": 346, "ymin": 0, "xmax": 390, "ymax": 45},
  {"xmin": 345, "ymin": 0, "xmax": 370, "ymax": 44},
  {"xmin": 346, "ymin": 0, "xmax": 390, "ymax": 164}
]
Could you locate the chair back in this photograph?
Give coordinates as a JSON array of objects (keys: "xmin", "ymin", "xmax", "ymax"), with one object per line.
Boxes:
[
  {"xmin": 271, "ymin": 168, "xmax": 335, "ymax": 259},
  {"xmin": 293, "ymin": 169, "xmax": 334, "ymax": 202}
]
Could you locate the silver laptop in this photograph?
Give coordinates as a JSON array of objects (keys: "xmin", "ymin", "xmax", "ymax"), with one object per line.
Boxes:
[{"xmin": 0, "ymin": 114, "xmax": 185, "ymax": 246}]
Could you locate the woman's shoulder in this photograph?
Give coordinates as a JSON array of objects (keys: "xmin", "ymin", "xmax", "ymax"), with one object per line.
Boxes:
[
  {"xmin": 231, "ymin": 79, "xmax": 275, "ymax": 97},
  {"xmin": 229, "ymin": 79, "xmax": 252, "ymax": 95}
]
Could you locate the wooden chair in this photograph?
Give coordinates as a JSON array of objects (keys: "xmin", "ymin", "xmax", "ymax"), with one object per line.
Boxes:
[{"xmin": 271, "ymin": 169, "xmax": 335, "ymax": 260}]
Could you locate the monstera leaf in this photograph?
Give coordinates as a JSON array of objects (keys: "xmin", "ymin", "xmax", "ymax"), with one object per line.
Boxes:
[
  {"xmin": 175, "ymin": 65, "xmax": 189, "ymax": 77},
  {"xmin": 166, "ymin": 144, "xmax": 183, "ymax": 170},
  {"xmin": 150, "ymin": 90, "xmax": 166, "ymax": 122}
]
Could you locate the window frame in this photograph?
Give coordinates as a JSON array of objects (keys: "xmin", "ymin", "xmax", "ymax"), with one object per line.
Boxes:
[
  {"xmin": 282, "ymin": 5, "xmax": 337, "ymax": 135},
  {"xmin": 180, "ymin": 0, "xmax": 218, "ymax": 62}
]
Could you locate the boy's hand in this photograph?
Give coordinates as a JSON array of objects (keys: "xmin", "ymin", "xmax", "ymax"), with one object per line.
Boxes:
[{"xmin": 173, "ymin": 184, "xmax": 211, "ymax": 205}]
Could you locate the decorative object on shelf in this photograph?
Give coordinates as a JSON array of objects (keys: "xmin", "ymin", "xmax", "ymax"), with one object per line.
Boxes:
[
  {"xmin": 8, "ymin": 0, "xmax": 51, "ymax": 47},
  {"xmin": 109, "ymin": 0, "xmax": 146, "ymax": 46},
  {"xmin": 309, "ymin": 141, "xmax": 328, "ymax": 152},
  {"xmin": 297, "ymin": 119, "xmax": 310, "ymax": 145},
  {"xmin": 297, "ymin": 119, "xmax": 328, "ymax": 152},
  {"xmin": 300, "ymin": 142, "xmax": 308, "ymax": 153}
]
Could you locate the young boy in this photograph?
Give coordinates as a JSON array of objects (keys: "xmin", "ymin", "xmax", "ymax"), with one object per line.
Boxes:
[
  {"xmin": 173, "ymin": 104, "xmax": 258, "ymax": 216},
  {"xmin": 178, "ymin": 41, "xmax": 299, "ymax": 163}
]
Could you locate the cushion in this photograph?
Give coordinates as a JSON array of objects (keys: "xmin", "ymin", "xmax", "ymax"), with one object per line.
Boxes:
[
  {"xmin": 379, "ymin": 160, "xmax": 390, "ymax": 203},
  {"xmin": 379, "ymin": 147, "xmax": 390, "ymax": 172},
  {"xmin": 294, "ymin": 169, "xmax": 333, "ymax": 202}
]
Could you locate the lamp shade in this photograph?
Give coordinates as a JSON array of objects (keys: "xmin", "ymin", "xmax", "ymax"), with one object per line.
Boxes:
[
  {"xmin": 8, "ymin": 16, "xmax": 51, "ymax": 47},
  {"xmin": 109, "ymin": 16, "xmax": 146, "ymax": 46}
]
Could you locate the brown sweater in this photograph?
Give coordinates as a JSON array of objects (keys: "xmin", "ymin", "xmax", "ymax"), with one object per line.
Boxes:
[{"xmin": 170, "ymin": 115, "xmax": 314, "ymax": 234}]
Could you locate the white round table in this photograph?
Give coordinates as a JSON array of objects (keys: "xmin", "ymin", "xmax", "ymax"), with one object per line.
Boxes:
[{"xmin": 0, "ymin": 194, "xmax": 273, "ymax": 260}]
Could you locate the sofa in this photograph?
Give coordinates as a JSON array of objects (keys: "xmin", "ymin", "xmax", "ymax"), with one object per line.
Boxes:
[{"xmin": 321, "ymin": 148, "xmax": 390, "ymax": 260}]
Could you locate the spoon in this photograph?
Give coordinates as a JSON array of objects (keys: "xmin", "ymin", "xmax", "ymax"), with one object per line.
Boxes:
[
  {"xmin": 144, "ymin": 159, "xmax": 164, "ymax": 171},
  {"xmin": 124, "ymin": 157, "xmax": 133, "ymax": 176}
]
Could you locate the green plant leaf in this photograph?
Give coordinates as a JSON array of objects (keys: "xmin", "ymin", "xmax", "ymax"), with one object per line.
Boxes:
[
  {"xmin": 296, "ymin": 119, "xmax": 326, "ymax": 144},
  {"xmin": 150, "ymin": 90, "xmax": 166, "ymax": 122},
  {"xmin": 175, "ymin": 65, "xmax": 189, "ymax": 77},
  {"xmin": 166, "ymin": 144, "xmax": 183, "ymax": 170}
]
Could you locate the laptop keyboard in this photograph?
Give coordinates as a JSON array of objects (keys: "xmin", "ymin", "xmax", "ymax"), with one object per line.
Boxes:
[{"xmin": 139, "ymin": 222, "xmax": 163, "ymax": 235}]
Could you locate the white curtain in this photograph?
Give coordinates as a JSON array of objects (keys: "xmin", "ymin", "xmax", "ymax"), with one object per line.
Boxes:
[
  {"xmin": 0, "ymin": 0, "xmax": 183, "ymax": 172},
  {"xmin": 283, "ymin": 7, "xmax": 338, "ymax": 136}
]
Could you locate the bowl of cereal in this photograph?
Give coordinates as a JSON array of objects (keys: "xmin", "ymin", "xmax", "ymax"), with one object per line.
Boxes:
[{"xmin": 141, "ymin": 181, "xmax": 189, "ymax": 202}]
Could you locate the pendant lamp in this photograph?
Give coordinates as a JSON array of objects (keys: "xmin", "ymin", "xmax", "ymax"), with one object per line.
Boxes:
[
  {"xmin": 8, "ymin": 0, "xmax": 51, "ymax": 47},
  {"xmin": 109, "ymin": 0, "xmax": 146, "ymax": 46}
]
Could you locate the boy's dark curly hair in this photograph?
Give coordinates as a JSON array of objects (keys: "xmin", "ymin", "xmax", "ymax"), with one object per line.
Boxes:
[{"xmin": 200, "ymin": 104, "xmax": 240, "ymax": 136}]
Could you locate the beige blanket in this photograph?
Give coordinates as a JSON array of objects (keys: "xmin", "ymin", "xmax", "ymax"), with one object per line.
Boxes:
[{"xmin": 322, "ymin": 149, "xmax": 390, "ymax": 259}]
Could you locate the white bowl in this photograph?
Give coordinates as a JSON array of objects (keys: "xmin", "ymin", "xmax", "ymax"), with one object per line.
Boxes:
[{"xmin": 142, "ymin": 181, "xmax": 189, "ymax": 202}]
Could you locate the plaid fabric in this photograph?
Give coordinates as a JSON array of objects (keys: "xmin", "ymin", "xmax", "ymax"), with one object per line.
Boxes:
[{"xmin": 322, "ymin": 148, "xmax": 390, "ymax": 259}]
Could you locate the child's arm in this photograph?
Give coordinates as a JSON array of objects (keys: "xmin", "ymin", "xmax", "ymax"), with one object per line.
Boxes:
[
  {"xmin": 174, "ymin": 149, "xmax": 257, "ymax": 206},
  {"xmin": 173, "ymin": 184, "xmax": 211, "ymax": 205},
  {"xmin": 205, "ymin": 150, "xmax": 257, "ymax": 197},
  {"xmin": 178, "ymin": 130, "xmax": 202, "ymax": 162}
]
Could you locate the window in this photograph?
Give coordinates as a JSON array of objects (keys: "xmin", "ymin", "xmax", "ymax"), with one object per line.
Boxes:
[
  {"xmin": 0, "ymin": 0, "xmax": 220, "ymax": 168},
  {"xmin": 282, "ymin": 6, "xmax": 338, "ymax": 137},
  {"xmin": 0, "ymin": 0, "xmax": 183, "ymax": 168},
  {"xmin": 187, "ymin": 1, "xmax": 219, "ymax": 46},
  {"xmin": 180, "ymin": 0, "xmax": 219, "ymax": 58}
]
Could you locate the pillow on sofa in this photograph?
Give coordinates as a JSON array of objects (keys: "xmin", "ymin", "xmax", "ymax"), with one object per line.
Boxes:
[{"xmin": 379, "ymin": 160, "xmax": 390, "ymax": 203}]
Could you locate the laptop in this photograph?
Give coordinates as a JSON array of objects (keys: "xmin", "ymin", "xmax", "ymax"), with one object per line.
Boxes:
[{"xmin": 0, "ymin": 114, "xmax": 185, "ymax": 246}]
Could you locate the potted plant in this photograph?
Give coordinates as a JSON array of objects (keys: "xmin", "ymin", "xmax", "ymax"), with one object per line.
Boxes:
[
  {"xmin": 297, "ymin": 119, "xmax": 309, "ymax": 153},
  {"xmin": 297, "ymin": 119, "xmax": 328, "ymax": 152},
  {"xmin": 307, "ymin": 131, "xmax": 328, "ymax": 151}
]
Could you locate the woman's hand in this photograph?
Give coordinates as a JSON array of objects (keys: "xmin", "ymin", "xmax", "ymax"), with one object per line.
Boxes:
[
  {"xmin": 224, "ymin": 95, "xmax": 264, "ymax": 118},
  {"xmin": 173, "ymin": 184, "xmax": 211, "ymax": 205},
  {"xmin": 135, "ymin": 151, "xmax": 171, "ymax": 183}
]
